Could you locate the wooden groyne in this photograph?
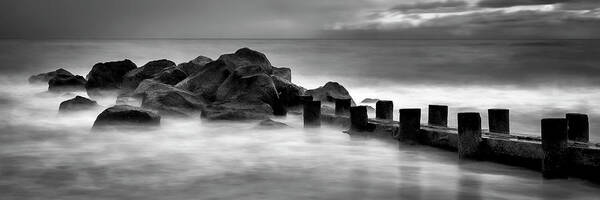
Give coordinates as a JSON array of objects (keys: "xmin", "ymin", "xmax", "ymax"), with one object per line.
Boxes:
[{"xmin": 304, "ymin": 99, "xmax": 600, "ymax": 182}]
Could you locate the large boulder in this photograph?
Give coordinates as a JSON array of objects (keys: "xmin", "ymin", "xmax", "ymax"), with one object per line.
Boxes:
[
  {"xmin": 217, "ymin": 48, "xmax": 273, "ymax": 74},
  {"xmin": 151, "ymin": 66, "xmax": 187, "ymax": 85},
  {"xmin": 92, "ymin": 105, "xmax": 160, "ymax": 129},
  {"xmin": 122, "ymin": 59, "xmax": 175, "ymax": 91},
  {"xmin": 272, "ymin": 67, "xmax": 291, "ymax": 82},
  {"xmin": 59, "ymin": 96, "xmax": 100, "ymax": 112},
  {"xmin": 305, "ymin": 82, "xmax": 355, "ymax": 106},
  {"xmin": 130, "ymin": 80, "xmax": 206, "ymax": 116},
  {"xmin": 271, "ymin": 75, "xmax": 305, "ymax": 107},
  {"xmin": 86, "ymin": 59, "xmax": 137, "ymax": 98},
  {"xmin": 175, "ymin": 56, "xmax": 213, "ymax": 76},
  {"xmin": 48, "ymin": 75, "xmax": 87, "ymax": 93},
  {"xmin": 29, "ymin": 68, "xmax": 73, "ymax": 84},
  {"xmin": 215, "ymin": 65, "xmax": 285, "ymax": 115},
  {"xmin": 175, "ymin": 60, "xmax": 234, "ymax": 101}
]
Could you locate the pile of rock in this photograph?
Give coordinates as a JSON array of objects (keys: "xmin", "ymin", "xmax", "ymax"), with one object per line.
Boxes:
[{"xmin": 29, "ymin": 48, "xmax": 355, "ymax": 129}]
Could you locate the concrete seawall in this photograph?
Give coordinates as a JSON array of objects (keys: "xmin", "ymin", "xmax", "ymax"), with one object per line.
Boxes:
[{"xmin": 315, "ymin": 103, "xmax": 600, "ymax": 182}]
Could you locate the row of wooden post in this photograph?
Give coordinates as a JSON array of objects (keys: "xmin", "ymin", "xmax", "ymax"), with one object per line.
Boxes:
[{"xmin": 302, "ymin": 97, "xmax": 590, "ymax": 179}]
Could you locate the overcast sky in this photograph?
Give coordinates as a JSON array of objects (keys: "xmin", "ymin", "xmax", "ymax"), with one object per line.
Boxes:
[{"xmin": 0, "ymin": 0, "xmax": 599, "ymax": 39}]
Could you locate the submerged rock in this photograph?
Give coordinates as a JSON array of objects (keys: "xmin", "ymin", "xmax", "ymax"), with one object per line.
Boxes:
[
  {"xmin": 201, "ymin": 102, "xmax": 272, "ymax": 121},
  {"xmin": 48, "ymin": 75, "xmax": 87, "ymax": 93},
  {"xmin": 59, "ymin": 96, "xmax": 99, "ymax": 112},
  {"xmin": 122, "ymin": 59, "xmax": 175, "ymax": 91},
  {"xmin": 29, "ymin": 68, "xmax": 74, "ymax": 84},
  {"xmin": 85, "ymin": 59, "xmax": 137, "ymax": 98},
  {"xmin": 305, "ymin": 82, "xmax": 355, "ymax": 105},
  {"xmin": 257, "ymin": 119, "xmax": 289, "ymax": 128},
  {"xmin": 92, "ymin": 105, "xmax": 160, "ymax": 129},
  {"xmin": 131, "ymin": 80, "xmax": 206, "ymax": 117}
]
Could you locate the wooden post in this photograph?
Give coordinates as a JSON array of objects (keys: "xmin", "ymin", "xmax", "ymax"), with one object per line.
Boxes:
[
  {"xmin": 376, "ymin": 100, "xmax": 394, "ymax": 120},
  {"xmin": 458, "ymin": 112, "xmax": 482, "ymax": 159},
  {"xmin": 335, "ymin": 98, "xmax": 351, "ymax": 116},
  {"xmin": 428, "ymin": 105, "xmax": 448, "ymax": 127},
  {"xmin": 350, "ymin": 106, "xmax": 368, "ymax": 131},
  {"xmin": 566, "ymin": 113, "xmax": 589, "ymax": 142},
  {"xmin": 488, "ymin": 109, "xmax": 510, "ymax": 134},
  {"xmin": 541, "ymin": 118, "xmax": 568, "ymax": 179},
  {"xmin": 399, "ymin": 109, "xmax": 421, "ymax": 143},
  {"xmin": 303, "ymin": 101, "xmax": 321, "ymax": 128}
]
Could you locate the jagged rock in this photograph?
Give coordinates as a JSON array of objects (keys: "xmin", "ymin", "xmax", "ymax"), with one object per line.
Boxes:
[
  {"xmin": 59, "ymin": 96, "xmax": 99, "ymax": 112},
  {"xmin": 257, "ymin": 119, "xmax": 289, "ymax": 128},
  {"xmin": 29, "ymin": 68, "xmax": 73, "ymax": 84},
  {"xmin": 122, "ymin": 59, "xmax": 175, "ymax": 91},
  {"xmin": 361, "ymin": 98, "xmax": 380, "ymax": 104},
  {"xmin": 305, "ymin": 82, "xmax": 355, "ymax": 106},
  {"xmin": 272, "ymin": 67, "xmax": 291, "ymax": 82},
  {"xmin": 92, "ymin": 105, "xmax": 160, "ymax": 129},
  {"xmin": 175, "ymin": 56, "xmax": 214, "ymax": 76},
  {"xmin": 151, "ymin": 66, "xmax": 187, "ymax": 85},
  {"xmin": 86, "ymin": 59, "xmax": 137, "ymax": 98},
  {"xmin": 201, "ymin": 102, "xmax": 272, "ymax": 121},
  {"xmin": 215, "ymin": 65, "xmax": 285, "ymax": 115},
  {"xmin": 175, "ymin": 60, "xmax": 234, "ymax": 101},
  {"xmin": 130, "ymin": 80, "xmax": 206, "ymax": 116},
  {"xmin": 217, "ymin": 48, "xmax": 273, "ymax": 74},
  {"xmin": 271, "ymin": 75, "xmax": 305, "ymax": 107},
  {"xmin": 48, "ymin": 75, "xmax": 87, "ymax": 93}
]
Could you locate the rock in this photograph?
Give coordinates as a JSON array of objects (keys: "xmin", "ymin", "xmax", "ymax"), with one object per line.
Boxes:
[
  {"xmin": 257, "ymin": 119, "xmax": 289, "ymax": 128},
  {"xmin": 48, "ymin": 75, "xmax": 87, "ymax": 93},
  {"xmin": 59, "ymin": 96, "xmax": 100, "ymax": 112},
  {"xmin": 175, "ymin": 56, "xmax": 213, "ymax": 76},
  {"xmin": 201, "ymin": 102, "xmax": 272, "ymax": 121},
  {"xmin": 217, "ymin": 48, "xmax": 273, "ymax": 74},
  {"xmin": 272, "ymin": 67, "xmax": 291, "ymax": 82},
  {"xmin": 271, "ymin": 75, "xmax": 305, "ymax": 107},
  {"xmin": 151, "ymin": 66, "xmax": 188, "ymax": 85},
  {"xmin": 175, "ymin": 60, "xmax": 234, "ymax": 101},
  {"xmin": 29, "ymin": 68, "xmax": 73, "ymax": 84},
  {"xmin": 122, "ymin": 59, "xmax": 175, "ymax": 91},
  {"xmin": 92, "ymin": 105, "xmax": 160, "ymax": 129},
  {"xmin": 131, "ymin": 80, "xmax": 206, "ymax": 117},
  {"xmin": 85, "ymin": 59, "xmax": 137, "ymax": 98},
  {"xmin": 215, "ymin": 65, "xmax": 285, "ymax": 115},
  {"xmin": 361, "ymin": 98, "xmax": 380, "ymax": 104},
  {"xmin": 305, "ymin": 82, "xmax": 355, "ymax": 106}
]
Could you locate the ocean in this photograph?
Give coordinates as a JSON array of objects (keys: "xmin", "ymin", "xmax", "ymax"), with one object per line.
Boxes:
[{"xmin": 1, "ymin": 39, "xmax": 600, "ymax": 199}]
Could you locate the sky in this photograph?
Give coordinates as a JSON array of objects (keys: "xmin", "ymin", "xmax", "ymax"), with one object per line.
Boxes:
[{"xmin": 0, "ymin": 0, "xmax": 599, "ymax": 39}]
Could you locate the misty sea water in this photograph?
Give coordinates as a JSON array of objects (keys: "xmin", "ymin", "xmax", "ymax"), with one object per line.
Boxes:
[{"xmin": 1, "ymin": 39, "xmax": 600, "ymax": 199}]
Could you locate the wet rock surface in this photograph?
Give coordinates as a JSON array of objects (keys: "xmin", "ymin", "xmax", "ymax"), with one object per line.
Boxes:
[
  {"xmin": 92, "ymin": 105, "xmax": 160, "ymax": 129},
  {"xmin": 59, "ymin": 96, "xmax": 100, "ymax": 112},
  {"xmin": 28, "ymin": 68, "xmax": 74, "ymax": 84},
  {"xmin": 85, "ymin": 59, "xmax": 137, "ymax": 98}
]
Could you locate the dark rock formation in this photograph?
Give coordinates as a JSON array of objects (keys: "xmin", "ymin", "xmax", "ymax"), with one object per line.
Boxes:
[
  {"xmin": 215, "ymin": 65, "xmax": 285, "ymax": 116},
  {"xmin": 305, "ymin": 82, "xmax": 355, "ymax": 106},
  {"xmin": 271, "ymin": 75, "xmax": 305, "ymax": 107},
  {"xmin": 272, "ymin": 67, "xmax": 291, "ymax": 82},
  {"xmin": 175, "ymin": 60, "xmax": 234, "ymax": 101},
  {"xmin": 201, "ymin": 102, "xmax": 272, "ymax": 121},
  {"xmin": 151, "ymin": 66, "xmax": 188, "ymax": 85},
  {"xmin": 29, "ymin": 68, "xmax": 73, "ymax": 84},
  {"xmin": 59, "ymin": 96, "xmax": 100, "ymax": 112},
  {"xmin": 217, "ymin": 48, "xmax": 273, "ymax": 74},
  {"xmin": 176, "ymin": 56, "xmax": 213, "ymax": 76},
  {"xmin": 92, "ymin": 105, "xmax": 160, "ymax": 129},
  {"xmin": 85, "ymin": 59, "xmax": 137, "ymax": 97},
  {"xmin": 122, "ymin": 59, "xmax": 175, "ymax": 91},
  {"xmin": 258, "ymin": 119, "xmax": 289, "ymax": 128},
  {"xmin": 131, "ymin": 80, "xmax": 206, "ymax": 116},
  {"xmin": 48, "ymin": 75, "xmax": 87, "ymax": 93}
]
